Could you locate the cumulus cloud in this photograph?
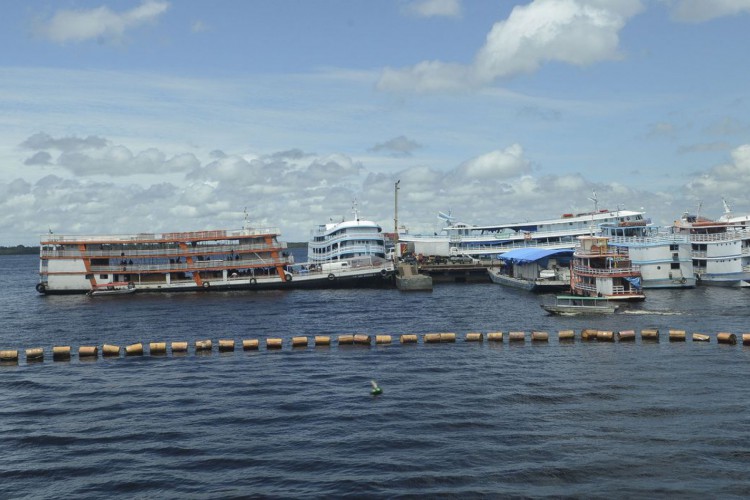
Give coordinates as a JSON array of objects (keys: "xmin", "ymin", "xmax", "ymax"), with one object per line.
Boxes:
[
  {"xmin": 668, "ymin": 0, "xmax": 750, "ymax": 22},
  {"xmin": 456, "ymin": 144, "xmax": 531, "ymax": 180},
  {"xmin": 378, "ymin": 0, "xmax": 643, "ymax": 92},
  {"xmin": 685, "ymin": 144, "xmax": 750, "ymax": 198},
  {"xmin": 405, "ymin": 0, "xmax": 462, "ymax": 18},
  {"xmin": 20, "ymin": 132, "xmax": 107, "ymax": 152},
  {"xmin": 34, "ymin": 0, "xmax": 169, "ymax": 44},
  {"xmin": 370, "ymin": 136, "xmax": 423, "ymax": 157}
]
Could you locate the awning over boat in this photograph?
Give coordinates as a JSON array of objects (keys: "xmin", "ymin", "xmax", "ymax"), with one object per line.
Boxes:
[{"xmin": 499, "ymin": 248, "xmax": 573, "ymax": 265}]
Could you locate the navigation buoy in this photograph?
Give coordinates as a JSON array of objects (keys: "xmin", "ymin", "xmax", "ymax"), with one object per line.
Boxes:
[{"xmin": 370, "ymin": 380, "xmax": 382, "ymax": 396}]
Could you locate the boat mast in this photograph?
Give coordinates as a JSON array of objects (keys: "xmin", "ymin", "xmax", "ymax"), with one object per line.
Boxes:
[{"xmin": 394, "ymin": 180, "xmax": 400, "ymax": 256}]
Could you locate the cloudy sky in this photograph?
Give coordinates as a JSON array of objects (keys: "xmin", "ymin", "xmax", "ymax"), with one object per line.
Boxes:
[{"xmin": 2, "ymin": 0, "xmax": 750, "ymax": 245}]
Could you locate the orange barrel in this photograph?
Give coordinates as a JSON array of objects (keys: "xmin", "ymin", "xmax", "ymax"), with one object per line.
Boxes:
[
  {"xmin": 669, "ymin": 329, "xmax": 686, "ymax": 342},
  {"xmin": 291, "ymin": 336, "xmax": 308, "ymax": 348},
  {"xmin": 53, "ymin": 346, "xmax": 71, "ymax": 361},
  {"xmin": 743, "ymin": 334, "xmax": 750, "ymax": 346},
  {"xmin": 242, "ymin": 339, "xmax": 259, "ymax": 350},
  {"xmin": 125, "ymin": 343, "xmax": 144, "ymax": 356},
  {"xmin": 149, "ymin": 342, "xmax": 167, "ymax": 355},
  {"xmin": 641, "ymin": 329, "xmax": 659, "ymax": 341},
  {"xmin": 581, "ymin": 329, "xmax": 598, "ymax": 341},
  {"xmin": 717, "ymin": 332, "xmax": 737, "ymax": 345},
  {"xmin": 424, "ymin": 333, "xmax": 442, "ymax": 343},
  {"xmin": 171, "ymin": 341, "xmax": 188, "ymax": 353},
  {"xmin": 0, "ymin": 350, "xmax": 19, "ymax": 362},
  {"xmin": 487, "ymin": 332, "xmax": 504, "ymax": 342},
  {"xmin": 531, "ymin": 331, "xmax": 549, "ymax": 342},
  {"xmin": 102, "ymin": 344, "xmax": 121, "ymax": 357},
  {"xmin": 266, "ymin": 338, "xmax": 283, "ymax": 349},
  {"xmin": 79, "ymin": 346, "xmax": 98, "ymax": 358},
  {"xmin": 692, "ymin": 333, "xmax": 710, "ymax": 342},
  {"xmin": 509, "ymin": 331, "xmax": 525, "ymax": 342},
  {"xmin": 558, "ymin": 330, "xmax": 575, "ymax": 341},
  {"xmin": 25, "ymin": 347, "xmax": 44, "ymax": 362},
  {"xmin": 218, "ymin": 339, "xmax": 235, "ymax": 352},
  {"xmin": 618, "ymin": 330, "xmax": 636, "ymax": 341},
  {"xmin": 195, "ymin": 339, "xmax": 213, "ymax": 351},
  {"xmin": 337, "ymin": 335, "xmax": 354, "ymax": 345},
  {"xmin": 465, "ymin": 332, "xmax": 483, "ymax": 342},
  {"xmin": 400, "ymin": 334, "xmax": 418, "ymax": 344},
  {"xmin": 597, "ymin": 331, "xmax": 615, "ymax": 342},
  {"xmin": 314, "ymin": 336, "xmax": 331, "ymax": 346},
  {"xmin": 375, "ymin": 335, "xmax": 392, "ymax": 344},
  {"xmin": 353, "ymin": 334, "xmax": 372, "ymax": 345},
  {"xmin": 440, "ymin": 333, "xmax": 456, "ymax": 343}
]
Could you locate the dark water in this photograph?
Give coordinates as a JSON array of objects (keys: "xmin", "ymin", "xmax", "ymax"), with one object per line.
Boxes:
[{"xmin": 2, "ymin": 253, "xmax": 750, "ymax": 498}]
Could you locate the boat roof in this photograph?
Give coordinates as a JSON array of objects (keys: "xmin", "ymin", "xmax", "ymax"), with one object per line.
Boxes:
[
  {"xmin": 444, "ymin": 209, "xmax": 643, "ymax": 233},
  {"xmin": 499, "ymin": 248, "xmax": 574, "ymax": 264},
  {"xmin": 555, "ymin": 295, "xmax": 611, "ymax": 301}
]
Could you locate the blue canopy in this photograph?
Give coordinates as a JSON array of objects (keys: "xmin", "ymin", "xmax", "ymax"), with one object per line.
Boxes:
[{"xmin": 498, "ymin": 248, "xmax": 574, "ymax": 265}]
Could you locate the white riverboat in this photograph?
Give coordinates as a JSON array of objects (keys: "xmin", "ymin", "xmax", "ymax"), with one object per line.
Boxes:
[{"xmin": 540, "ymin": 295, "xmax": 619, "ymax": 316}]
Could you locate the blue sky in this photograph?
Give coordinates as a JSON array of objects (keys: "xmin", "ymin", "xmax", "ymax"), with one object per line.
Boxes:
[{"xmin": 2, "ymin": 0, "xmax": 750, "ymax": 245}]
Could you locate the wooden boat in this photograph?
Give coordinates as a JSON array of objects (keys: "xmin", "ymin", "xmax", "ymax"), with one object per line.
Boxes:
[{"xmin": 540, "ymin": 295, "xmax": 619, "ymax": 316}]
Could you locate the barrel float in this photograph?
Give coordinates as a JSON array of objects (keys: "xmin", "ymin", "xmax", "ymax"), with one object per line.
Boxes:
[
  {"xmin": 353, "ymin": 334, "xmax": 371, "ymax": 345},
  {"xmin": 25, "ymin": 348, "xmax": 44, "ymax": 362},
  {"xmin": 618, "ymin": 330, "xmax": 636, "ymax": 341},
  {"xmin": 669, "ymin": 329, "xmax": 686, "ymax": 342},
  {"xmin": 743, "ymin": 334, "xmax": 750, "ymax": 346},
  {"xmin": 0, "ymin": 350, "xmax": 19, "ymax": 362},
  {"xmin": 266, "ymin": 338, "xmax": 283, "ymax": 349},
  {"xmin": 125, "ymin": 343, "xmax": 144, "ymax": 356},
  {"xmin": 692, "ymin": 333, "xmax": 711, "ymax": 342},
  {"xmin": 291, "ymin": 336, "xmax": 308, "ymax": 348},
  {"xmin": 314, "ymin": 336, "xmax": 331, "ymax": 346},
  {"xmin": 424, "ymin": 333, "xmax": 442, "ymax": 343},
  {"xmin": 509, "ymin": 331, "xmax": 525, "ymax": 342},
  {"xmin": 465, "ymin": 332, "xmax": 483, "ymax": 342},
  {"xmin": 375, "ymin": 335, "xmax": 392, "ymax": 344},
  {"xmin": 596, "ymin": 331, "xmax": 615, "ymax": 342},
  {"xmin": 717, "ymin": 332, "xmax": 737, "ymax": 345},
  {"xmin": 337, "ymin": 335, "xmax": 354, "ymax": 345},
  {"xmin": 52, "ymin": 346, "xmax": 71, "ymax": 361},
  {"xmin": 558, "ymin": 330, "xmax": 575, "ymax": 341},
  {"xmin": 400, "ymin": 334, "xmax": 418, "ymax": 344},
  {"xmin": 242, "ymin": 339, "xmax": 259, "ymax": 350},
  {"xmin": 218, "ymin": 339, "xmax": 235, "ymax": 352},
  {"xmin": 149, "ymin": 342, "xmax": 167, "ymax": 355},
  {"xmin": 79, "ymin": 346, "xmax": 98, "ymax": 358},
  {"xmin": 487, "ymin": 332, "xmax": 504, "ymax": 342},
  {"xmin": 440, "ymin": 333, "xmax": 456, "ymax": 343},
  {"xmin": 195, "ymin": 339, "xmax": 213, "ymax": 352},
  {"xmin": 581, "ymin": 329, "xmax": 598, "ymax": 341},
  {"xmin": 531, "ymin": 331, "xmax": 549, "ymax": 342},
  {"xmin": 641, "ymin": 328, "xmax": 659, "ymax": 341},
  {"xmin": 171, "ymin": 341, "xmax": 188, "ymax": 353},
  {"xmin": 102, "ymin": 344, "xmax": 121, "ymax": 357}
]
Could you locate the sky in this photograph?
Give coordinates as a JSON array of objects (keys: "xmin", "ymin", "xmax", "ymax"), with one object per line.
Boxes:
[{"xmin": 2, "ymin": 0, "xmax": 750, "ymax": 245}]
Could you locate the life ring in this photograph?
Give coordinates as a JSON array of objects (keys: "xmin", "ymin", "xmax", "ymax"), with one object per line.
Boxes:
[
  {"xmin": 249, "ymin": 278, "xmax": 257, "ymax": 285},
  {"xmin": 35, "ymin": 283, "xmax": 46, "ymax": 293},
  {"xmin": 380, "ymin": 269, "xmax": 387, "ymax": 277},
  {"xmin": 203, "ymin": 282, "xmax": 210, "ymax": 288},
  {"xmin": 327, "ymin": 273, "xmax": 336, "ymax": 281},
  {"xmin": 285, "ymin": 273, "xmax": 293, "ymax": 282},
  {"xmin": 680, "ymin": 277, "xmax": 686, "ymax": 284},
  {"xmin": 127, "ymin": 282, "xmax": 135, "ymax": 289}
]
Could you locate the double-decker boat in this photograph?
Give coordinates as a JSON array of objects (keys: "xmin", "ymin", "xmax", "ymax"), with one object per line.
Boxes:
[{"xmin": 570, "ymin": 235, "xmax": 645, "ymax": 301}]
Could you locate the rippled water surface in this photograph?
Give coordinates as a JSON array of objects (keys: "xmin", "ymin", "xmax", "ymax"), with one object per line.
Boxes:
[{"xmin": 2, "ymin": 254, "xmax": 750, "ymax": 498}]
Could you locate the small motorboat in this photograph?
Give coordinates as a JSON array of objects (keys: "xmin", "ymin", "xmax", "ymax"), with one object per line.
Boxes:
[
  {"xmin": 87, "ymin": 282, "xmax": 136, "ymax": 297},
  {"xmin": 541, "ymin": 295, "xmax": 619, "ymax": 316}
]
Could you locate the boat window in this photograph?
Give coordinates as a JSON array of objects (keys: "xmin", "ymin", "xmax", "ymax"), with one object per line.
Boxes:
[
  {"xmin": 100, "ymin": 274, "xmax": 109, "ymax": 279},
  {"xmin": 670, "ymin": 263, "xmax": 680, "ymax": 269}
]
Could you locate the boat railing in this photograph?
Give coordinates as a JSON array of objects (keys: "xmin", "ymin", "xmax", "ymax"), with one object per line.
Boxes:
[
  {"xmin": 40, "ymin": 241, "xmax": 287, "ymax": 259},
  {"xmin": 608, "ymin": 234, "xmax": 690, "ymax": 245},
  {"xmin": 572, "ymin": 264, "xmax": 640, "ymax": 275},
  {"xmin": 574, "ymin": 283, "xmax": 633, "ymax": 295},
  {"xmin": 310, "ymin": 229, "xmax": 384, "ymax": 242},
  {"xmin": 89, "ymin": 256, "xmax": 291, "ymax": 273},
  {"xmin": 287, "ymin": 260, "xmax": 393, "ymax": 277},
  {"xmin": 41, "ymin": 227, "xmax": 281, "ymax": 244},
  {"xmin": 309, "ymin": 243, "xmax": 386, "ymax": 262},
  {"xmin": 683, "ymin": 228, "xmax": 750, "ymax": 243}
]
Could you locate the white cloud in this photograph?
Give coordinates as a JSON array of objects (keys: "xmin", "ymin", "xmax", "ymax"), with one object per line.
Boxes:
[
  {"xmin": 405, "ymin": 0, "xmax": 462, "ymax": 18},
  {"xmin": 457, "ymin": 144, "xmax": 530, "ymax": 180},
  {"xmin": 685, "ymin": 144, "xmax": 750, "ymax": 198},
  {"xmin": 668, "ymin": 0, "xmax": 750, "ymax": 22},
  {"xmin": 34, "ymin": 0, "xmax": 169, "ymax": 44},
  {"xmin": 378, "ymin": 0, "xmax": 643, "ymax": 92}
]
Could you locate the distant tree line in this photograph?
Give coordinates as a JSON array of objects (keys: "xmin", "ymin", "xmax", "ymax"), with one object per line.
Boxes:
[{"xmin": 0, "ymin": 245, "xmax": 39, "ymax": 255}]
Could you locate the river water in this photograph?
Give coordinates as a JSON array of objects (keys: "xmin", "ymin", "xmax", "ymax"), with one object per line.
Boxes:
[{"xmin": 2, "ymin": 253, "xmax": 750, "ymax": 498}]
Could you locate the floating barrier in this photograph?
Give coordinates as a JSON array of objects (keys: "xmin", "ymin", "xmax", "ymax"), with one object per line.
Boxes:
[
  {"xmin": 558, "ymin": 330, "xmax": 575, "ymax": 341},
  {"xmin": 291, "ymin": 337, "xmax": 308, "ymax": 348},
  {"xmin": 79, "ymin": 346, "xmax": 98, "ymax": 358},
  {"xmin": 465, "ymin": 332, "xmax": 483, "ymax": 342},
  {"xmin": 581, "ymin": 329, "xmax": 597, "ymax": 341},
  {"xmin": 440, "ymin": 333, "xmax": 456, "ymax": 343},
  {"xmin": 53, "ymin": 346, "xmax": 71, "ymax": 361},
  {"xmin": 102, "ymin": 344, "xmax": 120, "ymax": 357},
  {"xmin": 424, "ymin": 333, "xmax": 441, "ymax": 343},
  {"xmin": 314, "ymin": 336, "xmax": 331, "ymax": 346},
  {"xmin": 693, "ymin": 333, "xmax": 710, "ymax": 342},
  {"xmin": 338, "ymin": 335, "xmax": 354, "ymax": 345},
  {"xmin": 509, "ymin": 331, "xmax": 525, "ymax": 342},
  {"xmin": 195, "ymin": 339, "xmax": 212, "ymax": 352},
  {"xmin": 531, "ymin": 331, "xmax": 548, "ymax": 342},
  {"xmin": 641, "ymin": 329, "xmax": 659, "ymax": 341},
  {"xmin": 1, "ymin": 350, "xmax": 19, "ymax": 362},
  {"xmin": 353, "ymin": 334, "xmax": 371, "ymax": 345},
  {"xmin": 171, "ymin": 341, "xmax": 188, "ymax": 353},
  {"xmin": 597, "ymin": 331, "xmax": 615, "ymax": 342},
  {"xmin": 375, "ymin": 335, "xmax": 392, "ymax": 344},
  {"xmin": 717, "ymin": 332, "xmax": 737, "ymax": 345},
  {"xmin": 266, "ymin": 338, "xmax": 283, "ymax": 349},
  {"xmin": 126, "ymin": 343, "xmax": 143, "ymax": 356},
  {"xmin": 400, "ymin": 334, "xmax": 418, "ymax": 344},
  {"xmin": 619, "ymin": 330, "xmax": 636, "ymax": 341},
  {"xmin": 218, "ymin": 339, "xmax": 235, "ymax": 352},
  {"xmin": 487, "ymin": 332, "xmax": 503, "ymax": 342},
  {"xmin": 669, "ymin": 329, "xmax": 686, "ymax": 342},
  {"xmin": 742, "ymin": 334, "xmax": 750, "ymax": 346},
  {"xmin": 25, "ymin": 348, "xmax": 44, "ymax": 362},
  {"xmin": 149, "ymin": 342, "xmax": 167, "ymax": 355},
  {"xmin": 242, "ymin": 339, "xmax": 259, "ymax": 350}
]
